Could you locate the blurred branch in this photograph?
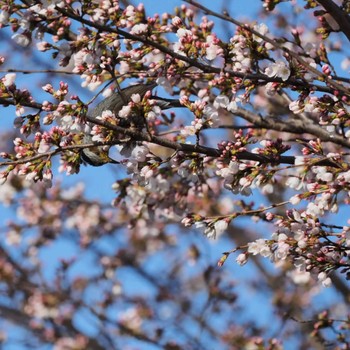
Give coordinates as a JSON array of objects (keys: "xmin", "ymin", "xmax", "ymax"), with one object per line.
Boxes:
[
  {"xmin": 0, "ymin": 305, "xmax": 46, "ymax": 342},
  {"xmin": 0, "ymin": 69, "xmax": 77, "ymax": 75}
]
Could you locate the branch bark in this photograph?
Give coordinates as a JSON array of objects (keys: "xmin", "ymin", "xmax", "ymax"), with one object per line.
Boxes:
[{"xmin": 316, "ymin": 0, "xmax": 350, "ymax": 42}]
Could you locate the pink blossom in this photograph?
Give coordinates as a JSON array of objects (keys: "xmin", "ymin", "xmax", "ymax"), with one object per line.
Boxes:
[
  {"xmin": 205, "ymin": 35, "xmax": 221, "ymax": 60},
  {"xmin": 172, "ymin": 16, "xmax": 182, "ymax": 27}
]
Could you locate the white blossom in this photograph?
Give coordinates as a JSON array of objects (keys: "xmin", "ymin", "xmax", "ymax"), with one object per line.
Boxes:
[
  {"xmin": 214, "ymin": 95, "xmax": 229, "ymax": 109},
  {"xmin": 118, "ymin": 105, "xmax": 132, "ymax": 118},
  {"xmin": 12, "ymin": 33, "xmax": 30, "ymax": 47},
  {"xmin": 289, "ymin": 195, "xmax": 301, "ymax": 205},
  {"xmin": 318, "ymin": 272, "xmax": 332, "ymax": 287},
  {"xmin": 265, "ymin": 60, "xmax": 290, "ymax": 81},
  {"xmin": 131, "ymin": 23, "xmax": 148, "ymax": 35},
  {"xmin": 227, "ymin": 100, "xmax": 238, "ymax": 112},
  {"xmin": 125, "ymin": 5, "xmax": 136, "ymax": 20},
  {"xmin": 0, "ymin": 11, "xmax": 9, "ymax": 25},
  {"xmin": 131, "ymin": 145, "xmax": 149, "ymax": 162},
  {"xmin": 236, "ymin": 253, "xmax": 248, "ymax": 266},
  {"xmin": 6, "ymin": 229, "xmax": 21, "ymax": 245},
  {"xmin": 213, "ymin": 220, "xmax": 228, "ymax": 237},
  {"xmin": 119, "ymin": 61, "xmax": 130, "ymax": 75},
  {"xmin": 274, "ymin": 234, "xmax": 290, "ymax": 260},
  {"xmin": 3, "ymin": 73, "xmax": 16, "ymax": 87},
  {"xmin": 306, "ymin": 202, "xmax": 323, "ymax": 216},
  {"xmin": 289, "ymin": 100, "xmax": 304, "ymax": 114},
  {"xmin": 253, "ymin": 23, "xmax": 269, "ymax": 42},
  {"xmin": 247, "ymin": 239, "xmax": 272, "ymax": 258},
  {"xmin": 203, "ymin": 225, "xmax": 216, "ymax": 239},
  {"xmin": 314, "ymin": 167, "xmax": 333, "ymax": 182},
  {"xmin": 80, "ymin": 74, "xmax": 102, "ymax": 91},
  {"xmin": 0, "ymin": 181, "xmax": 16, "ymax": 206},
  {"xmin": 288, "ymin": 269, "xmax": 311, "ymax": 285},
  {"xmin": 176, "ymin": 28, "xmax": 192, "ymax": 39},
  {"xmin": 37, "ymin": 139, "xmax": 51, "ymax": 154},
  {"xmin": 286, "ymin": 176, "xmax": 303, "ymax": 190}
]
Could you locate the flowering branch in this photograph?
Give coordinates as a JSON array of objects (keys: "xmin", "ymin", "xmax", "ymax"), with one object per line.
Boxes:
[
  {"xmin": 184, "ymin": 0, "xmax": 350, "ymax": 94},
  {"xmin": 0, "ymin": 96, "xmax": 343, "ymax": 168},
  {"xmin": 55, "ymin": 4, "xmax": 346, "ymax": 95},
  {"xmin": 233, "ymin": 107, "xmax": 350, "ymax": 149}
]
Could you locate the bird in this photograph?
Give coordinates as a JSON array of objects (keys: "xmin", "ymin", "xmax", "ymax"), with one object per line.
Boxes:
[
  {"xmin": 80, "ymin": 134, "xmax": 120, "ymax": 166},
  {"xmin": 81, "ymin": 83, "xmax": 157, "ymax": 166},
  {"xmin": 81, "ymin": 82, "xmax": 183, "ymax": 166},
  {"xmin": 90, "ymin": 82, "xmax": 157, "ymax": 120}
]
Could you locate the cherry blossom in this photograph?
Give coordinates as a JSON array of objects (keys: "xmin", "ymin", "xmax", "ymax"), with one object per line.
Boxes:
[{"xmin": 264, "ymin": 60, "xmax": 291, "ymax": 81}]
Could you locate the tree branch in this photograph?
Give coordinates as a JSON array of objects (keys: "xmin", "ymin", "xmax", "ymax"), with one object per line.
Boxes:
[
  {"xmin": 85, "ymin": 115, "xmax": 341, "ymax": 167},
  {"xmin": 0, "ymin": 304, "xmax": 47, "ymax": 343},
  {"xmin": 233, "ymin": 107, "xmax": 350, "ymax": 149},
  {"xmin": 184, "ymin": 0, "xmax": 350, "ymax": 95},
  {"xmin": 316, "ymin": 0, "xmax": 350, "ymax": 42},
  {"xmin": 0, "ymin": 98, "xmax": 344, "ymax": 168},
  {"xmin": 55, "ymin": 5, "xmax": 348, "ymax": 95}
]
